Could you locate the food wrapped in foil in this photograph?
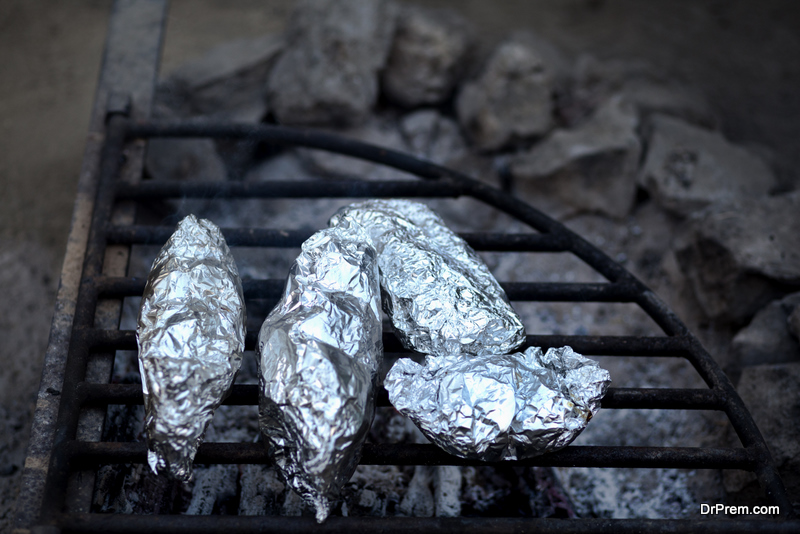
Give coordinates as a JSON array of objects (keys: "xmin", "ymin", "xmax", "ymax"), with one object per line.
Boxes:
[
  {"xmin": 329, "ymin": 199, "xmax": 525, "ymax": 357},
  {"xmin": 257, "ymin": 222, "xmax": 383, "ymax": 522},
  {"xmin": 137, "ymin": 214, "xmax": 246, "ymax": 481},
  {"xmin": 384, "ymin": 346, "xmax": 610, "ymax": 461}
]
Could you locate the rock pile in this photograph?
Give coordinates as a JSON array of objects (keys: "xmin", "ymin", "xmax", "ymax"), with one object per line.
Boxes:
[{"xmin": 130, "ymin": 0, "xmax": 799, "ymax": 520}]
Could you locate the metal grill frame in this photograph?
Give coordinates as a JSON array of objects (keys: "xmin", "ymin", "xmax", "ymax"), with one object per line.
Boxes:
[{"xmin": 16, "ymin": 1, "xmax": 798, "ymax": 532}]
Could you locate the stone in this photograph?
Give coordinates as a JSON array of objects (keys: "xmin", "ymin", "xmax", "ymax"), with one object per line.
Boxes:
[
  {"xmin": 456, "ymin": 35, "xmax": 555, "ymax": 151},
  {"xmin": 620, "ymin": 201, "xmax": 695, "ymax": 322},
  {"xmin": 399, "ymin": 109, "xmax": 468, "ymax": 165},
  {"xmin": 266, "ymin": 0, "xmax": 396, "ymax": 126},
  {"xmin": 731, "ymin": 293, "xmax": 800, "ymax": 370},
  {"xmin": 639, "ymin": 114, "xmax": 777, "ymax": 217},
  {"xmin": 674, "ymin": 191, "xmax": 800, "ymax": 324},
  {"xmin": 382, "ymin": 5, "xmax": 473, "ymax": 108},
  {"xmin": 724, "ymin": 363, "xmax": 800, "ymax": 503},
  {"xmin": 510, "ymin": 96, "xmax": 640, "ymax": 220},
  {"xmin": 158, "ymin": 34, "xmax": 284, "ymax": 120}
]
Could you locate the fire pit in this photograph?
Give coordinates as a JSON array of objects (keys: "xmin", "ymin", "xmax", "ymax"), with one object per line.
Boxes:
[{"xmin": 15, "ymin": 1, "xmax": 797, "ymax": 532}]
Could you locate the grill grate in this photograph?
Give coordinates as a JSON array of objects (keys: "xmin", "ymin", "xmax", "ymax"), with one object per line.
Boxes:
[{"xmin": 20, "ymin": 1, "xmax": 797, "ymax": 532}]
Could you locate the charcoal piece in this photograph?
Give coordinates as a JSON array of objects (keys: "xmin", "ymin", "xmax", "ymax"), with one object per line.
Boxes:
[
  {"xmin": 456, "ymin": 36, "xmax": 555, "ymax": 151},
  {"xmin": 266, "ymin": 0, "xmax": 396, "ymax": 126},
  {"xmin": 382, "ymin": 5, "xmax": 473, "ymax": 107}
]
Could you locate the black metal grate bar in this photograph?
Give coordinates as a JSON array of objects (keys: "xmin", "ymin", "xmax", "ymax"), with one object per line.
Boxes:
[
  {"xmin": 106, "ymin": 224, "xmax": 568, "ymax": 251},
  {"xmin": 50, "ymin": 514, "xmax": 800, "ymax": 534},
  {"xmin": 97, "ymin": 276, "xmax": 640, "ymax": 303},
  {"xmin": 67, "ymin": 441, "xmax": 754, "ymax": 470},
  {"xmin": 126, "ymin": 122, "xmax": 461, "ymax": 183},
  {"xmin": 76, "ymin": 327, "xmax": 692, "ymax": 357},
  {"xmin": 77, "ymin": 382, "xmax": 726, "ymax": 411},
  {"xmin": 115, "ymin": 179, "xmax": 464, "ymax": 199}
]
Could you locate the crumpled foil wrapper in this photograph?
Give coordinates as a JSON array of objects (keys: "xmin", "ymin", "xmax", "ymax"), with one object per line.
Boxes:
[
  {"xmin": 137, "ymin": 214, "xmax": 246, "ymax": 481},
  {"xmin": 257, "ymin": 222, "xmax": 383, "ymax": 522},
  {"xmin": 329, "ymin": 199, "xmax": 525, "ymax": 357},
  {"xmin": 384, "ymin": 346, "xmax": 610, "ymax": 461}
]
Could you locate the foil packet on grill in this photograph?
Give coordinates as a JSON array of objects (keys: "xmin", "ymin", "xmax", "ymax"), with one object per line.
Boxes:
[
  {"xmin": 384, "ymin": 346, "xmax": 610, "ymax": 461},
  {"xmin": 257, "ymin": 221, "xmax": 383, "ymax": 522},
  {"xmin": 329, "ymin": 199, "xmax": 525, "ymax": 357},
  {"xmin": 137, "ymin": 214, "xmax": 246, "ymax": 481}
]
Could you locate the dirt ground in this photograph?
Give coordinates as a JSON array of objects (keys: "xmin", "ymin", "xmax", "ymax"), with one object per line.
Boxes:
[{"xmin": 0, "ymin": 0, "xmax": 798, "ymax": 529}]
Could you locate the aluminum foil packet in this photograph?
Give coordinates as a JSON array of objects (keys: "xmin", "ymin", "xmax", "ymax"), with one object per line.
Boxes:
[
  {"xmin": 384, "ymin": 346, "xmax": 610, "ymax": 461},
  {"xmin": 137, "ymin": 214, "xmax": 246, "ymax": 481},
  {"xmin": 257, "ymin": 222, "xmax": 383, "ymax": 522},
  {"xmin": 329, "ymin": 199, "xmax": 525, "ymax": 356}
]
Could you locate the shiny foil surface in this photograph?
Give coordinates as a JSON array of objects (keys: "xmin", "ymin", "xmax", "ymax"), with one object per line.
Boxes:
[
  {"xmin": 329, "ymin": 200, "xmax": 525, "ymax": 356},
  {"xmin": 257, "ymin": 222, "xmax": 383, "ymax": 522},
  {"xmin": 384, "ymin": 346, "xmax": 611, "ymax": 461},
  {"xmin": 137, "ymin": 214, "xmax": 246, "ymax": 481}
]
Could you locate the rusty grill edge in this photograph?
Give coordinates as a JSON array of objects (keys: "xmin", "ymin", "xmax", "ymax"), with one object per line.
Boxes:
[{"xmin": 20, "ymin": 1, "xmax": 797, "ymax": 532}]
